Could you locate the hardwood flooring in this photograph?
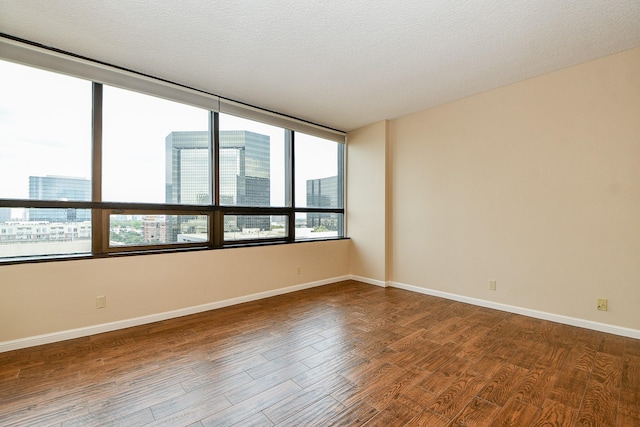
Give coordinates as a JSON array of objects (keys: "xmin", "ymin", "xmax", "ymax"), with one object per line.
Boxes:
[{"xmin": 1, "ymin": 280, "xmax": 639, "ymax": 426}]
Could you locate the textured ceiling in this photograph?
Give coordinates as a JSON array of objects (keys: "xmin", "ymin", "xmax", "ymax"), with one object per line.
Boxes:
[{"xmin": 1, "ymin": 0, "xmax": 640, "ymax": 132}]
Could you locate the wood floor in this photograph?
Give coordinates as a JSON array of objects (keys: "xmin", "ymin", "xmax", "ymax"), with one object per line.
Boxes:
[{"xmin": 1, "ymin": 280, "xmax": 639, "ymax": 426}]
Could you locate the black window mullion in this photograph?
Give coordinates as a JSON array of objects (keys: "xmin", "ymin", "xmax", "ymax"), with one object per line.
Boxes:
[
  {"xmin": 212, "ymin": 111, "xmax": 223, "ymax": 246},
  {"xmin": 91, "ymin": 82, "xmax": 104, "ymax": 255},
  {"xmin": 211, "ymin": 111, "xmax": 219, "ymax": 206},
  {"xmin": 337, "ymin": 141, "xmax": 345, "ymax": 237},
  {"xmin": 286, "ymin": 130, "xmax": 295, "ymax": 242}
]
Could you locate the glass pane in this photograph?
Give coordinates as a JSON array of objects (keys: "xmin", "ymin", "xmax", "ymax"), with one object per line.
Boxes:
[
  {"xmin": 294, "ymin": 133, "xmax": 343, "ymax": 208},
  {"xmin": 295, "ymin": 212, "xmax": 342, "ymax": 240},
  {"xmin": 224, "ymin": 215, "xmax": 287, "ymax": 241},
  {"xmin": 0, "ymin": 209, "xmax": 91, "ymax": 258},
  {"xmin": 219, "ymin": 114, "xmax": 286, "ymax": 207},
  {"xmin": 109, "ymin": 214, "xmax": 209, "ymax": 248},
  {"xmin": 0, "ymin": 60, "xmax": 92, "ymax": 200},
  {"xmin": 102, "ymin": 86, "xmax": 210, "ymax": 204}
]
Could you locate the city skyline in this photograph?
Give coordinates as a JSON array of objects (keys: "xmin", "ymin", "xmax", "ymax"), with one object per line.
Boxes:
[
  {"xmin": 1, "ymin": 60, "xmax": 338, "ymax": 206},
  {"xmin": 1, "ymin": 58, "xmax": 342, "ymax": 238}
]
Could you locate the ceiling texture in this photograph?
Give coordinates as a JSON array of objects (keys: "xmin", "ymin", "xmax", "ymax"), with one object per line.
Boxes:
[{"xmin": 1, "ymin": 0, "xmax": 640, "ymax": 132}]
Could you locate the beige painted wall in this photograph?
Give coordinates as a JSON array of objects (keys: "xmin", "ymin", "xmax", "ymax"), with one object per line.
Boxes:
[
  {"xmin": 0, "ymin": 240, "xmax": 349, "ymax": 342},
  {"xmin": 388, "ymin": 47, "xmax": 640, "ymax": 330},
  {"xmin": 347, "ymin": 120, "xmax": 388, "ymax": 283}
]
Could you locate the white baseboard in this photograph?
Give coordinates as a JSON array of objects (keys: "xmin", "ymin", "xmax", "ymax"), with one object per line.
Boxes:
[
  {"xmin": 5, "ymin": 276, "xmax": 637, "ymax": 353},
  {"xmin": 389, "ymin": 281, "xmax": 640, "ymax": 340},
  {"xmin": 349, "ymin": 275, "xmax": 387, "ymax": 287},
  {"xmin": 0, "ymin": 275, "xmax": 350, "ymax": 353}
]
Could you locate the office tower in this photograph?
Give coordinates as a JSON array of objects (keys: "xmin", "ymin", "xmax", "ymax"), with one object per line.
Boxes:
[
  {"xmin": 0, "ymin": 208, "xmax": 10, "ymax": 223},
  {"xmin": 165, "ymin": 130, "xmax": 270, "ymax": 237},
  {"xmin": 307, "ymin": 175, "xmax": 338, "ymax": 207},
  {"xmin": 165, "ymin": 131, "xmax": 211, "ymax": 205},
  {"xmin": 306, "ymin": 175, "xmax": 339, "ymax": 230},
  {"xmin": 28, "ymin": 175, "xmax": 91, "ymax": 222},
  {"xmin": 218, "ymin": 130, "xmax": 270, "ymax": 231}
]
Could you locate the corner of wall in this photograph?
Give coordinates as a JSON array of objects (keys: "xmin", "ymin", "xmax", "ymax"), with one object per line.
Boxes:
[{"xmin": 346, "ymin": 121, "xmax": 389, "ymax": 285}]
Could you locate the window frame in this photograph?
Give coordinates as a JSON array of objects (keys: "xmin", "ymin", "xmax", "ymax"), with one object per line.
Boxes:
[{"xmin": 0, "ymin": 36, "xmax": 346, "ymax": 264}]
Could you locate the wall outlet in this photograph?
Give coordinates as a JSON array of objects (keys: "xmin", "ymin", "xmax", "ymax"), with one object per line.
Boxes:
[
  {"xmin": 296, "ymin": 266, "xmax": 301, "ymax": 275},
  {"xmin": 488, "ymin": 280, "xmax": 497, "ymax": 290},
  {"xmin": 597, "ymin": 298, "xmax": 608, "ymax": 311},
  {"xmin": 96, "ymin": 295, "xmax": 106, "ymax": 309}
]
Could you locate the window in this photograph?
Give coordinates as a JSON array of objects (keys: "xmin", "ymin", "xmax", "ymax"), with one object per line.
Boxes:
[
  {"xmin": 0, "ymin": 209, "xmax": 91, "ymax": 258},
  {"xmin": 224, "ymin": 215, "xmax": 288, "ymax": 241},
  {"xmin": 0, "ymin": 39, "xmax": 346, "ymax": 263},
  {"xmin": 0, "ymin": 60, "xmax": 93, "ymax": 258},
  {"xmin": 294, "ymin": 133, "xmax": 344, "ymax": 239},
  {"xmin": 218, "ymin": 114, "xmax": 287, "ymax": 208},
  {"xmin": 218, "ymin": 114, "xmax": 291, "ymax": 243},
  {"xmin": 0, "ymin": 61, "xmax": 92, "ymax": 201},
  {"xmin": 102, "ymin": 86, "xmax": 210, "ymax": 204},
  {"xmin": 108, "ymin": 213, "xmax": 209, "ymax": 249}
]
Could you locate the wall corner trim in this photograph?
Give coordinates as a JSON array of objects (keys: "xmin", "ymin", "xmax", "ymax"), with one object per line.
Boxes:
[
  {"xmin": 389, "ymin": 281, "xmax": 640, "ymax": 340},
  {"xmin": 0, "ymin": 275, "xmax": 350, "ymax": 353}
]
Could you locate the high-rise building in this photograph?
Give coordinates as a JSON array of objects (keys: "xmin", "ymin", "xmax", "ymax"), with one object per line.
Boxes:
[
  {"xmin": 0, "ymin": 208, "xmax": 11, "ymax": 223},
  {"xmin": 306, "ymin": 175, "xmax": 340, "ymax": 230},
  {"xmin": 28, "ymin": 175, "xmax": 91, "ymax": 222},
  {"xmin": 217, "ymin": 130, "xmax": 270, "ymax": 208},
  {"xmin": 165, "ymin": 130, "xmax": 271, "ymax": 237},
  {"xmin": 307, "ymin": 175, "xmax": 338, "ymax": 208},
  {"xmin": 142, "ymin": 215, "xmax": 167, "ymax": 243},
  {"xmin": 165, "ymin": 131, "xmax": 211, "ymax": 205}
]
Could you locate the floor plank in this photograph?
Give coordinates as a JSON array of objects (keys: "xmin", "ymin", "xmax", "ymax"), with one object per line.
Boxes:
[
  {"xmin": 450, "ymin": 396, "xmax": 501, "ymax": 426},
  {"xmin": 574, "ymin": 379, "xmax": 619, "ymax": 427},
  {"xmin": 490, "ymin": 398, "xmax": 540, "ymax": 427},
  {"xmin": 531, "ymin": 399, "xmax": 578, "ymax": 427}
]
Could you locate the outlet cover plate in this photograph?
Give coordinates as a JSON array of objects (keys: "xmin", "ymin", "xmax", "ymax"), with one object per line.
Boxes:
[
  {"xmin": 96, "ymin": 295, "xmax": 106, "ymax": 309},
  {"xmin": 597, "ymin": 298, "xmax": 608, "ymax": 311}
]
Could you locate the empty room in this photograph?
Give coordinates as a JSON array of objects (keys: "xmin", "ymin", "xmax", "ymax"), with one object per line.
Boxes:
[{"xmin": 1, "ymin": 1, "xmax": 639, "ymax": 426}]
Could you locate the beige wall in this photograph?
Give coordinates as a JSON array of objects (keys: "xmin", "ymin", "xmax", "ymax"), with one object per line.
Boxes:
[
  {"xmin": 347, "ymin": 120, "xmax": 388, "ymax": 283},
  {"xmin": 0, "ymin": 240, "xmax": 349, "ymax": 343},
  {"xmin": 388, "ymin": 47, "xmax": 640, "ymax": 330}
]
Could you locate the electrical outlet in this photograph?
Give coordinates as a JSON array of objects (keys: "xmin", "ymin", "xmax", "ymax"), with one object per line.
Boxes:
[
  {"xmin": 96, "ymin": 295, "xmax": 106, "ymax": 309},
  {"xmin": 597, "ymin": 298, "xmax": 608, "ymax": 311},
  {"xmin": 296, "ymin": 266, "xmax": 301, "ymax": 275},
  {"xmin": 488, "ymin": 280, "xmax": 497, "ymax": 290}
]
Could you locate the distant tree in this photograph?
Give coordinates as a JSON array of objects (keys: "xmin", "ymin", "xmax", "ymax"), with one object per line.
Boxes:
[{"xmin": 110, "ymin": 230, "xmax": 144, "ymax": 245}]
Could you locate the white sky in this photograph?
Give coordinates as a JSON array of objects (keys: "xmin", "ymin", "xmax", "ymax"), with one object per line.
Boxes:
[{"xmin": 0, "ymin": 59, "xmax": 339, "ymax": 208}]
